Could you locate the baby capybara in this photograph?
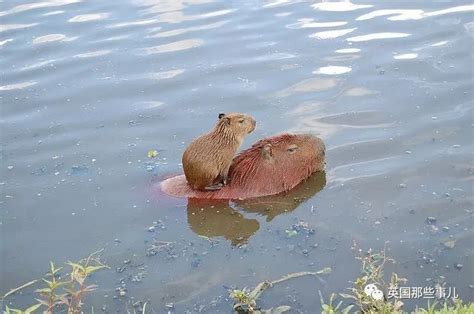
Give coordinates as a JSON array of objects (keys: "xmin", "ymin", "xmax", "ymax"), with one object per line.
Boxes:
[
  {"xmin": 163, "ymin": 133, "xmax": 325, "ymax": 199},
  {"xmin": 182, "ymin": 113, "xmax": 256, "ymax": 191}
]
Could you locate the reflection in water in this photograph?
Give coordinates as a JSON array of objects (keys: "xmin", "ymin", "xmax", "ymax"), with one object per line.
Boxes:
[
  {"xmin": 43, "ymin": 10, "xmax": 65, "ymax": 16},
  {"xmin": 186, "ymin": 172, "xmax": 326, "ymax": 246},
  {"xmin": 148, "ymin": 20, "xmax": 228, "ymax": 38},
  {"xmin": 286, "ymin": 19, "xmax": 347, "ymax": 29},
  {"xmin": 107, "ymin": 19, "xmax": 159, "ymax": 28},
  {"xmin": 235, "ymin": 171, "xmax": 326, "ymax": 222},
  {"xmin": 136, "ymin": 38, "xmax": 204, "ymax": 55},
  {"xmin": 0, "ymin": 81, "xmax": 36, "ymax": 91},
  {"xmin": 276, "ymin": 77, "xmax": 338, "ymax": 97},
  {"xmin": 344, "ymin": 86, "xmax": 376, "ymax": 97},
  {"xmin": 313, "ymin": 66, "xmax": 351, "ymax": 75},
  {"xmin": 68, "ymin": 13, "xmax": 109, "ymax": 23},
  {"xmin": 0, "ymin": 23, "xmax": 38, "ymax": 32},
  {"xmin": 0, "ymin": 39, "xmax": 13, "ymax": 47},
  {"xmin": 143, "ymin": 69, "xmax": 185, "ymax": 80},
  {"xmin": 335, "ymin": 48, "xmax": 361, "ymax": 54},
  {"xmin": 148, "ymin": 8, "xmax": 233, "ymax": 24},
  {"xmin": 356, "ymin": 5, "xmax": 474, "ymax": 21},
  {"xmin": 310, "ymin": 28, "xmax": 357, "ymax": 40},
  {"xmin": 187, "ymin": 199, "xmax": 260, "ymax": 246},
  {"xmin": 32, "ymin": 34, "xmax": 77, "ymax": 44},
  {"xmin": 393, "ymin": 53, "xmax": 418, "ymax": 60},
  {"xmin": 74, "ymin": 50, "xmax": 111, "ymax": 58},
  {"xmin": 356, "ymin": 9, "xmax": 425, "ymax": 21},
  {"xmin": 0, "ymin": 0, "xmax": 81, "ymax": 17},
  {"xmin": 312, "ymin": 1, "xmax": 372, "ymax": 12},
  {"xmin": 347, "ymin": 32, "xmax": 410, "ymax": 42}
]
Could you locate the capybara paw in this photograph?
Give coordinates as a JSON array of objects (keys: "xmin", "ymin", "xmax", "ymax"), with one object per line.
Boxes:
[{"xmin": 204, "ymin": 183, "xmax": 224, "ymax": 191}]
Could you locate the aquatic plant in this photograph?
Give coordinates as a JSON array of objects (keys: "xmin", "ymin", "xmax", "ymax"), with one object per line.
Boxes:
[
  {"xmin": 1, "ymin": 250, "xmax": 108, "ymax": 314},
  {"xmin": 229, "ymin": 268, "xmax": 332, "ymax": 313},
  {"xmin": 319, "ymin": 245, "xmax": 473, "ymax": 314}
]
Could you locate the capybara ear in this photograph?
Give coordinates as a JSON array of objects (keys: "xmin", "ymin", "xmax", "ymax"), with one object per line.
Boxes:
[
  {"xmin": 261, "ymin": 144, "xmax": 273, "ymax": 160},
  {"xmin": 218, "ymin": 113, "xmax": 226, "ymax": 119}
]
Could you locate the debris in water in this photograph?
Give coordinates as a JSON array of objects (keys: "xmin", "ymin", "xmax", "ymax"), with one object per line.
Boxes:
[
  {"xmin": 425, "ymin": 217, "xmax": 437, "ymax": 224},
  {"xmin": 147, "ymin": 150, "xmax": 159, "ymax": 158},
  {"xmin": 442, "ymin": 239, "xmax": 456, "ymax": 249},
  {"xmin": 285, "ymin": 230, "xmax": 298, "ymax": 238},
  {"xmin": 291, "ymin": 221, "xmax": 315, "ymax": 235}
]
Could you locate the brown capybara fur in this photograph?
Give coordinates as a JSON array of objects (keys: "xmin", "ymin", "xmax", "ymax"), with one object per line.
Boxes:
[
  {"xmin": 182, "ymin": 113, "xmax": 256, "ymax": 191},
  {"xmin": 163, "ymin": 133, "xmax": 325, "ymax": 199}
]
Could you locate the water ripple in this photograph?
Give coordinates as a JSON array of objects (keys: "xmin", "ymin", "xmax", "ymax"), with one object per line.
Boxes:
[
  {"xmin": 74, "ymin": 50, "xmax": 112, "ymax": 58},
  {"xmin": 136, "ymin": 39, "xmax": 204, "ymax": 55},
  {"xmin": 276, "ymin": 77, "xmax": 339, "ymax": 97},
  {"xmin": 68, "ymin": 13, "xmax": 109, "ymax": 23},
  {"xmin": 0, "ymin": 81, "xmax": 36, "ymax": 91},
  {"xmin": 313, "ymin": 66, "xmax": 352, "ymax": 75},
  {"xmin": 32, "ymin": 34, "xmax": 72, "ymax": 44},
  {"xmin": 393, "ymin": 53, "xmax": 418, "ymax": 60},
  {"xmin": 347, "ymin": 32, "xmax": 410, "ymax": 42},
  {"xmin": 335, "ymin": 48, "xmax": 361, "ymax": 53},
  {"xmin": 356, "ymin": 5, "xmax": 474, "ymax": 21},
  {"xmin": 312, "ymin": 1, "xmax": 372, "ymax": 12},
  {"xmin": 287, "ymin": 19, "xmax": 347, "ymax": 29},
  {"xmin": 0, "ymin": 0, "xmax": 81, "ymax": 17},
  {"xmin": 310, "ymin": 28, "xmax": 357, "ymax": 39},
  {"xmin": 148, "ymin": 20, "xmax": 228, "ymax": 38},
  {"xmin": 0, "ymin": 23, "xmax": 38, "ymax": 32}
]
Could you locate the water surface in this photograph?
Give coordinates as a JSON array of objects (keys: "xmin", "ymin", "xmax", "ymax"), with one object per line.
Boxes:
[{"xmin": 1, "ymin": 0, "xmax": 473, "ymax": 312}]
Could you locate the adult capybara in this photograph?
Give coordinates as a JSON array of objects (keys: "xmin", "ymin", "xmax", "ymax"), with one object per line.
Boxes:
[
  {"xmin": 182, "ymin": 113, "xmax": 256, "ymax": 191},
  {"xmin": 162, "ymin": 133, "xmax": 325, "ymax": 199}
]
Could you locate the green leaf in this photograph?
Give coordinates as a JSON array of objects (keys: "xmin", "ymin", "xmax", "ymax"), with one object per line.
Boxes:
[
  {"xmin": 342, "ymin": 305, "xmax": 354, "ymax": 314},
  {"xmin": 24, "ymin": 303, "xmax": 42, "ymax": 314},
  {"xmin": 67, "ymin": 261, "xmax": 85, "ymax": 273},
  {"xmin": 35, "ymin": 287, "xmax": 52, "ymax": 294},
  {"xmin": 339, "ymin": 293, "xmax": 357, "ymax": 300},
  {"xmin": 85, "ymin": 265, "xmax": 106, "ymax": 274}
]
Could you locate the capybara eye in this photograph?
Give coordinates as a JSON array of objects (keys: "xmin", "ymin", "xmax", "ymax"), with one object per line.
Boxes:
[
  {"xmin": 287, "ymin": 145, "xmax": 298, "ymax": 153},
  {"xmin": 238, "ymin": 119, "xmax": 245, "ymax": 123}
]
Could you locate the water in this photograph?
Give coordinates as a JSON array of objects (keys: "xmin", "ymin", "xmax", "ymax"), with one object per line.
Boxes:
[{"xmin": 1, "ymin": 0, "xmax": 473, "ymax": 312}]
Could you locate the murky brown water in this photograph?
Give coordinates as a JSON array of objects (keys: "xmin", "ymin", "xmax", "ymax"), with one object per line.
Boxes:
[{"xmin": 1, "ymin": 0, "xmax": 473, "ymax": 312}]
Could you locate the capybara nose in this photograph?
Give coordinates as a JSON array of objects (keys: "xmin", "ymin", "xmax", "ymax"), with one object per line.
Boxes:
[{"xmin": 249, "ymin": 118, "xmax": 256, "ymax": 133}]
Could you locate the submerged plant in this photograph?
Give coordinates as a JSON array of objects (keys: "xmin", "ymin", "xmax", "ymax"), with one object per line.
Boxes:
[{"xmin": 1, "ymin": 250, "xmax": 108, "ymax": 313}]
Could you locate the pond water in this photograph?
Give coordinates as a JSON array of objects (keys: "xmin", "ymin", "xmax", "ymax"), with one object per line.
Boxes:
[{"xmin": 1, "ymin": 0, "xmax": 473, "ymax": 312}]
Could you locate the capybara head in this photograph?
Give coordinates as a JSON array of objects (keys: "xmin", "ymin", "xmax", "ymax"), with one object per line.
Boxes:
[
  {"xmin": 228, "ymin": 134, "xmax": 325, "ymax": 196},
  {"xmin": 215, "ymin": 113, "xmax": 256, "ymax": 139}
]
